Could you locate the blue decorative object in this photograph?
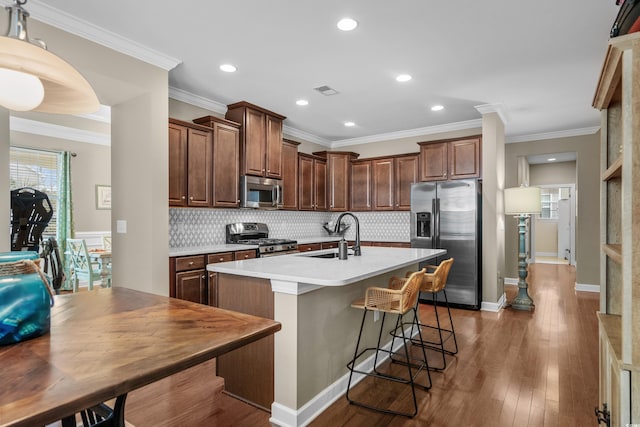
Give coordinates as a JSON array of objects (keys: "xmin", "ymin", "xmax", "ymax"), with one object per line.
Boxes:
[{"xmin": 0, "ymin": 251, "xmax": 54, "ymax": 346}]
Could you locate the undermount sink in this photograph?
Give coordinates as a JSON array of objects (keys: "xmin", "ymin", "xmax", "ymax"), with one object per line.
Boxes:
[{"xmin": 299, "ymin": 252, "xmax": 350, "ymax": 259}]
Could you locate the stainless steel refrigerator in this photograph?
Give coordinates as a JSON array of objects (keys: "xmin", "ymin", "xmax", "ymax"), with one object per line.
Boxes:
[{"xmin": 410, "ymin": 179, "xmax": 482, "ymax": 309}]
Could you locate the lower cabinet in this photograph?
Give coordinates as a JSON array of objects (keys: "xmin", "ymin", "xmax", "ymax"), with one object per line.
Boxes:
[{"xmin": 170, "ymin": 249, "xmax": 257, "ymax": 306}]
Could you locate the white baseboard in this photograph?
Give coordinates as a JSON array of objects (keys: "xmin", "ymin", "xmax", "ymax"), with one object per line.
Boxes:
[
  {"xmin": 575, "ymin": 283, "xmax": 600, "ymax": 293},
  {"xmin": 481, "ymin": 293, "xmax": 506, "ymax": 312},
  {"xmin": 269, "ymin": 324, "xmax": 418, "ymax": 427},
  {"xmin": 504, "ymin": 277, "xmax": 518, "ymax": 286}
]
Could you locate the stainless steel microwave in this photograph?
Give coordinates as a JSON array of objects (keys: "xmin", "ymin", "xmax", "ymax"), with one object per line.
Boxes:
[{"xmin": 240, "ymin": 175, "xmax": 283, "ymax": 209}]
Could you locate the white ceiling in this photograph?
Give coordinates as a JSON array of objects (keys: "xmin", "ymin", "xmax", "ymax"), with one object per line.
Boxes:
[{"xmin": 5, "ymin": 1, "xmax": 621, "ymax": 146}]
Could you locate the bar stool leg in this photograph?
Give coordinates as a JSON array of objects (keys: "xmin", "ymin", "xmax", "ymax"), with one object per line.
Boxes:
[
  {"xmin": 346, "ymin": 308, "xmax": 369, "ymax": 404},
  {"xmin": 442, "ymin": 290, "xmax": 459, "ymax": 355}
]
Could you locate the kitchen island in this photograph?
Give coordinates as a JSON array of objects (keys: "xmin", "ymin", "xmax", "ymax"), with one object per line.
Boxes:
[{"xmin": 207, "ymin": 246, "xmax": 445, "ymax": 427}]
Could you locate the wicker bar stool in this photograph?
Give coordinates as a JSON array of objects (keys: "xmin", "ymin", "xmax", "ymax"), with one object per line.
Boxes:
[
  {"xmin": 392, "ymin": 258, "xmax": 458, "ymax": 371},
  {"xmin": 345, "ymin": 269, "xmax": 430, "ymax": 418}
]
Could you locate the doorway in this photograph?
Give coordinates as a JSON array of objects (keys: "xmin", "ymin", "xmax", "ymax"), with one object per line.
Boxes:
[{"xmin": 532, "ymin": 184, "xmax": 576, "ymax": 266}]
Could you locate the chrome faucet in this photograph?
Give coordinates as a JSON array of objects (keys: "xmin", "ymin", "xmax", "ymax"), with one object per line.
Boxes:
[{"xmin": 334, "ymin": 212, "xmax": 361, "ymax": 256}]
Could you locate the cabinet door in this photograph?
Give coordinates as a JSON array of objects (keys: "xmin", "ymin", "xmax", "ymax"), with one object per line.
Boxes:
[
  {"xmin": 265, "ymin": 115, "xmax": 283, "ymax": 179},
  {"xmin": 372, "ymin": 158, "xmax": 394, "ymax": 211},
  {"xmin": 449, "ymin": 137, "xmax": 481, "ymax": 179},
  {"xmin": 350, "ymin": 161, "xmax": 371, "ymax": 211},
  {"xmin": 168, "ymin": 123, "xmax": 188, "ymax": 206},
  {"xmin": 327, "ymin": 153, "xmax": 350, "ymax": 211},
  {"xmin": 208, "ymin": 271, "xmax": 218, "ymax": 307},
  {"xmin": 244, "ymin": 108, "xmax": 266, "ymax": 176},
  {"xmin": 420, "ymin": 142, "xmax": 448, "ymax": 181},
  {"xmin": 187, "ymin": 128, "xmax": 213, "ymax": 207},
  {"xmin": 315, "ymin": 159, "xmax": 328, "ymax": 210},
  {"xmin": 298, "ymin": 155, "xmax": 315, "ymax": 211},
  {"xmin": 395, "ymin": 154, "xmax": 419, "ymax": 210},
  {"xmin": 175, "ymin": 269, "xmax": 206, "ymax": 304},
  {"xmin": 212, "ymin": 122, "xmax": 240, "ymax": 207},
  {"xmin": 282, "ymin": 141, "xmax": 299, "ymax": 210},
  {"xmin": 298, "ymin": 243, "xmax": 322, "ymax": 252}
]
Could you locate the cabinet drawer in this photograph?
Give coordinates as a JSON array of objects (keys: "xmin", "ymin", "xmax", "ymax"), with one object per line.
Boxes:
[
  {"xmin": 207, "ymin": 252, "xmax": 234, "ymax": 264},
  {"xmin": 175, "ymin": 255, "xmax": 205, "ymax": 272},
  {"xmin": 298, "ymin": 243, "xmax": 322, "ymax": 252},
  {"xmin": 235, "ymin": 249, "xmax": 257, "ymax": 260},
  {"xmin": 322, "ymin": 242, "xmax": 339, "ymax": 249}
]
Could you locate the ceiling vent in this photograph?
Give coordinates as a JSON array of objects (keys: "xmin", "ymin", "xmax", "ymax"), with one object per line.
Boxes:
[{"xmin": 314, "ymin": 85, "xmax": 339, "ymax": 96}]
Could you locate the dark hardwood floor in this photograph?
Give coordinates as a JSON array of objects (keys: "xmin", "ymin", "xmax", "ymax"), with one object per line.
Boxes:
[{"xmin": 124, "ymin": 263, "xmax": 599, "ymax": 426}]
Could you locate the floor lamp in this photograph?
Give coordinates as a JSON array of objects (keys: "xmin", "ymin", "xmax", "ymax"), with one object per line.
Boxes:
[{"xmin": 504, "ymin": 186, "xmax": 541, "ymax": 311}]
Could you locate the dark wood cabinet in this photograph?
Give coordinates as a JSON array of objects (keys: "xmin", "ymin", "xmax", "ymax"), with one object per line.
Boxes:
[
  {"xmin": 419, "ymin": 136, "xmax": 481, "ymax": 181},
  {"xmin": 225, "ymin": 101, "xmax": 286, "ymax": 179},
  {"xmin": 298, "ymin": 153, "xmax": 326, "ymax": 211},
  {"xmin": 394, "ymin": 154, "xmax": 420, "ymax": 210},
  {"xmin": 351, "ymin": 153, "xmax": 419, "ymax": 211},
  {"xmin": 372, "ymin": 158, "xmax": 395, "ymax": 211},
  {"xmin": 168, "ymin": 119, "xmax": 213, "ymax": 207},
  {"xmin": 282, "ymin": 139, "xmax": 300, "ymax": 210},
  {"xmin": 172, "ymin": 255, "xmax": 207, "ymax": 304},
  {"xmin": 298, "ymin": 243, "xmax": 322, "ymax": 252},
  {"xmin": 192, "ymin": 115, "xmax": 241, "ymax": 208},
  {"xmin": 351, "ymin": 160, "xmax": 372, "ymax": 211},
  {"xmin": 314, "ymin": 151, "xmax": 359, "ymax": 212},
  {"xmin": 170, "ymin": 250, "xmax": 255, "ymax": 307}
]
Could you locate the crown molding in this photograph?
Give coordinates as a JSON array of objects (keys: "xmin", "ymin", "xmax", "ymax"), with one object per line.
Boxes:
[
  {"xmin": 474, "ymin": 103, "xmax": 509, "ymax": 125},
  {"xmin": 330, "ymin": 119, "xmax": 483, "ymax": 148},
  {"xmin": 10, "ymin": 117, "xmax": 110, "ymax": 146},
  {"xmin": 169, "ymin": 87, "xmax": 227, "ymax": 115},
  {"xmin": 506, "ymin": 126, "xmax": 600, "ymax": 144},
  {"xmin": 75, "ymin": 105, "xmax": 111, "ymax": 123},
  {"xmin": 283, "ymin": 126, "xmax": 332, "ymax": 147},
  {"xmin": 4, "ymin": 0, "xmax": 182, "ymax": 71}
]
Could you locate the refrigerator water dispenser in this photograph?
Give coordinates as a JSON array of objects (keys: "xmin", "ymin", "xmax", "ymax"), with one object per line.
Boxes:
[{"xmin": 416, "ymin": 212, "xmax": 431, "ymax": 237}]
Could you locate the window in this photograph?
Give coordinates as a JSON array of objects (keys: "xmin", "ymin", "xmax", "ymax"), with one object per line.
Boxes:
[
  {"xmin": 10, "ymin": 147, "xmax": 60, "ymax": 236},
  {"xmin": 539, "ymin": 188, "xmax": 560, "ymax": 219}
]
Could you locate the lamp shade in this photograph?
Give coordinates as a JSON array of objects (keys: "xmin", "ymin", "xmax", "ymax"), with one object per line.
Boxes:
[
  {"xmin": 0, "ymin": 36, "xmax": 99, "ymax": 114},
  {"xmin": 504, "ymin": 186, "xmax": 541, "ymax": 215}
]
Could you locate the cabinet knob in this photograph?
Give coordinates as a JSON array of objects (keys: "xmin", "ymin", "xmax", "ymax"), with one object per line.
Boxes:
[
  {"xmin": 181, "ymin": 196, "xmax": 186, "ymax": 200},
  {"xmin": 237, "ymin": 200, "xmax": 240, "ymax": 203},
  {"xmin": 244, "ymin": 254, "xmax": 249, "ymax": 259},
  {"xmin": 201, "ymin": 275, "xmax": 205, "ymax": 279},
  {"xmin": 189, "ymin": 196, "xmax": 194, "ymax": 201},
  {"xmin": 188, "ymin": 261, "xmax": 194, "ymax": 266},
  {"xmin": 219, "ymin": 257, "xmax": 224, "ymax": 262},
  {"xmin": 306, "ymin": 247, "xmax": 312, "ymax": 251}
]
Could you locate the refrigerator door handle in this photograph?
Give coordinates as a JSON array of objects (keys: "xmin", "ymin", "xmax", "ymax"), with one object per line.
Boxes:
[
  {"xmin": 435, "ymin": 198, "xmax": 441, "ymax": 248},
  {"xmin": 431, "ymin": 198, "xmax": 436, "ymax": 248}
]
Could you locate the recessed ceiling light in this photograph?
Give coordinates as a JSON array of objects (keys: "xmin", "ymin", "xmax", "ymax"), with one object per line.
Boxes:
[
  {"xmin": 396, "ymin": 74, "xmax": 412, "ymax": 82},
  {"xmin": 431, "ymin": 105, "xmax": 444, "ymax": 111},
  {"xmin": 296, "ymin": 99, "xmax": 309, "ymax": 106},
  {"xmin": 337, "ymin": 18, "xmax": 358, "ymax": 31},
  {"xmin": 344, "ymin": 121, "xmax": 355, "ymax": 127},
  {"xmin": 219, "ymin": 64, "xmax": 237, "ymax": 73},
  {"xmin": 547, "ymin": 158, "xmax": 557, "ymax": 162}
]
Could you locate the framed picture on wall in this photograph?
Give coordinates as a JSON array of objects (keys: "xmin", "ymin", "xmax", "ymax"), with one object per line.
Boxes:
[{"xmin": 95, "ymin": 185, "xmax": 111, "ymax": 210}]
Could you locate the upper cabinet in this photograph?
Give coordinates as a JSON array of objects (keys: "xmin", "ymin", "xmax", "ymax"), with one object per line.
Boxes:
[
  {"xmin": 351, "ymin": 154, "xmax": 419, "ymax": 212},
  {"xmin": 593, "ymin": 33, "xmax": 640, "ymax": 425},
  {"xmin": 192, "ymin": 116, "xmax": 242, "ymax": 208},
  {"xmin": 298, "ymin": 153, "xmax": 327, "ymax": 211},
  {"xmin": 168, "ymin": 119, "xmax": 213, "ymax": 207},
  {"xmin": 314, "ymin": 151, "xmax": 359, "ymax": 212},
  {"xmin": 225, "ymin": 101, "xmax": 286, "ymax": 179},
  {"xmin": 282, "ymin": 139, "xmax": 300, "ymax": 210},
  {"xmin": 419, "ymin": 136, "xmax": 481, "ymax": 181}
]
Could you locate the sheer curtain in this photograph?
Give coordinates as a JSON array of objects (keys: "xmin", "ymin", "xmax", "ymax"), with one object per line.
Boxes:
[{"xmin": 57, "ymin": 151, "xmax": 74, "ymax": 289}]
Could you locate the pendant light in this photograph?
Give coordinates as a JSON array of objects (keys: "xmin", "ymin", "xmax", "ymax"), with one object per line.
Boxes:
[{"xmin": 0, "ymin": 0, "xmax": 99, "ymax": 113}]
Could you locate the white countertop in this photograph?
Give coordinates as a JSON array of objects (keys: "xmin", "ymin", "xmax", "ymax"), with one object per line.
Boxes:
[
  {"xmin": 207, "ymin": 246, "xmax": 445, "ymax": 288},
  {"xmin": 169, "ymin": 244, "xmax": 258, "ymax": 257}
]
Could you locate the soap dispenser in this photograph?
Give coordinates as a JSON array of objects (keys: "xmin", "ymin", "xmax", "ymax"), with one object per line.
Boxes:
[{"xmin": 338, "ymin": 238, "xmax": 348, "ymax": 260}]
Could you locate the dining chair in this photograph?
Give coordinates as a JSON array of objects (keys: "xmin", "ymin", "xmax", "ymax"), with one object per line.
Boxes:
[
  {"xmin": 66, "ymin": 238, "xmax": 111, "ymax": 292},
  {"xmin": 102, "ymin": 235, "xmax": 112, "ymax": 251}
]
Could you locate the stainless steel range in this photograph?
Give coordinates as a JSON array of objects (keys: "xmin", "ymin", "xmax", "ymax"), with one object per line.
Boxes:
[{"xmin": 226, "ymin": 223, "xmax": 298, "ymax": 257}]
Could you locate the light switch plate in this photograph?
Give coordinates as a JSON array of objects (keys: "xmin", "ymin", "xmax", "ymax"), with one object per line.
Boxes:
[{"xmin": 116, "ymin": 220, "xmax": 127, "ymax": 234}]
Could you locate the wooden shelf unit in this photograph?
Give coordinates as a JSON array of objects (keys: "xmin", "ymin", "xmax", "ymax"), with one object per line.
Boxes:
[{"xmin": 594, "ymin": 32, "xmax": 640, "ymax": 425}]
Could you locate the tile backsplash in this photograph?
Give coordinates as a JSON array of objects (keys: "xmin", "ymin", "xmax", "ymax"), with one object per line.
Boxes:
[{"xmin": 169, "ymin": 208, "xmax": 410, "ymax": 248}]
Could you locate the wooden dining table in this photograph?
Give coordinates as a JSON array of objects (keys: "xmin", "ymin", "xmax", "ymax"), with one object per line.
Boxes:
[{"xmin": 0, "ymin": 287, "xmax": 281, "ymax": 427}]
